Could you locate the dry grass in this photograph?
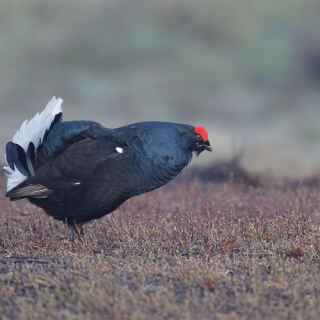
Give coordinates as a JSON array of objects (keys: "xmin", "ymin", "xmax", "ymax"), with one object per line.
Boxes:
[{"xmin": 1, "ymin": 167, "xmax": 320, "ymax": 319}]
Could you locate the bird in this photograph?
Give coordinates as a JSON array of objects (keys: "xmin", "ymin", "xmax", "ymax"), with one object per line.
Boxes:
[{"xmin": 3, "ymin": 97, "xmax": 212, "ymax": 240}]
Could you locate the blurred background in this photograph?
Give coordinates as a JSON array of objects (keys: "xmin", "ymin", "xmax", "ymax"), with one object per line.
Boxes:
[{"xmin": 1, "ymin": 0, "xmax": 320, "ymax": 177}]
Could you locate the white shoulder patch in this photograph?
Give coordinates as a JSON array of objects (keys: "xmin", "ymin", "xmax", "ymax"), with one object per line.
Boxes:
[
  {"xmin": 115, "ymin": 146, "xmax": 124, "ymax": 154},
  {"xmin": 4, "ymin": 96, "xmax": 64, "ymax": 192}
]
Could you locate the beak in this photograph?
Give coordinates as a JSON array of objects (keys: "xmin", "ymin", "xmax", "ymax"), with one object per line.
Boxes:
[
  {"xmin": 195, "ymin": 139, "xmax": 212, "ymax": 156},
  {"xmin": 203, "ymin": 140, "xmax": 212, "ymax": 152}
]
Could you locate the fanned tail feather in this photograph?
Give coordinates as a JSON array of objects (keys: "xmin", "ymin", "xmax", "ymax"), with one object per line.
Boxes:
[{"xmin": 3, "ymin": 96, "xmax": 63, "ymax": 193}]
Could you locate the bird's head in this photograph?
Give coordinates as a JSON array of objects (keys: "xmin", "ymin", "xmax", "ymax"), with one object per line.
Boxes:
[
  {"xmin": 192, "ymin": 125, "xmax": 212, "ymax": 155},
  {"xmin": 178, "ymin": 125, "xmax": 212, "ymax": 156}
]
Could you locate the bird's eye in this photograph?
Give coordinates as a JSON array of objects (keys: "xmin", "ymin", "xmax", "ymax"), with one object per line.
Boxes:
[{"xmin": 115, "ymin": 146, "xmax": 124, "ymax": 154}]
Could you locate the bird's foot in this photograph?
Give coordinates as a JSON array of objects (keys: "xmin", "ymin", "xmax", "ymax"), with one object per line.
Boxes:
[{"xmin": 67, "ymin": 221, "xmax": 85, "ymax": 243}]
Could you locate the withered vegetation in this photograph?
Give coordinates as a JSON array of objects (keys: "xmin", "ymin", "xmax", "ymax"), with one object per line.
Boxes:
[{"xmin": 1, "ymin": 163, "xmax": 320, "ymax": 320}]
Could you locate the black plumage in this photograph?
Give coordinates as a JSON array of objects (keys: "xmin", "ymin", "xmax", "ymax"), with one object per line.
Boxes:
[{"xmin": 4, "ymin": 98, "xmax": 211, "ymax": 240}]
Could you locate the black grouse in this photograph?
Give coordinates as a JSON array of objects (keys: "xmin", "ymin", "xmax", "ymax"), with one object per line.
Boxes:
[{"xmin": 4, "ymin": 97, "xmax": 212, "ymax": 240}]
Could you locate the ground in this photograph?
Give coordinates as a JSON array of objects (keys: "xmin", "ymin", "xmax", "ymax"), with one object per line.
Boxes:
[{"xmin": 1, "ymin": 166, "xmax": 320, "ymax": 320}]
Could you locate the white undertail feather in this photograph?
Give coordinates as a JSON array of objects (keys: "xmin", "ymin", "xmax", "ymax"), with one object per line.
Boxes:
[
  {"xmin": 3, "ymin": 96, "xmax": 63, "ymax": 192},
  {"xmin": 3, "ymin": 167, "xmax": 26, "ymax": 193}
]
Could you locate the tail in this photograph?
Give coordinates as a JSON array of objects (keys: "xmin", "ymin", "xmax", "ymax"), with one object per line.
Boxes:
[{"xmin": 3, "ymin": 97, "xmax": 63, "ymax": 195}]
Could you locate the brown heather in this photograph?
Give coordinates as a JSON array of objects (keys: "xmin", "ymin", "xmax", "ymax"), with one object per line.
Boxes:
[{"xmin": 1, "ymin": 163, "xmax": 320, "ymax": 320}]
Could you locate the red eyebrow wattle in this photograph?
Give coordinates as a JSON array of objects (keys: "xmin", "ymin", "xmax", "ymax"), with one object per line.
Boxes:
[{"xmin": 194, "ymin": 126, "xmax": 209, "ymax": 141}]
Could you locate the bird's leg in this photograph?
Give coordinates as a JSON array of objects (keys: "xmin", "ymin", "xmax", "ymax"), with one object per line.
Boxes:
[
  {"xmin": 74, "ymin": 223, "xmax": 85, "ymax": 238},
  {"xmin": 67, "ymin": 220, "xmax": 83, "ymax": 242},
  {"xmin": 76, "ymin": 223, "xmax": 87, "ymax": 245},
  {"xmin": 67, "ymin": 222, "xmax": 77, "ymax": 241}
]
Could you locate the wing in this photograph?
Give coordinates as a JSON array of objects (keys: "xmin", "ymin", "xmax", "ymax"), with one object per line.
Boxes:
[
  {"xmin": 35, "ymin": 120, "xmax": 111, "ymax": 169},
  {"xmin": 7, "ymin": 134, "xmax": 133, "ymax": 200}
]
